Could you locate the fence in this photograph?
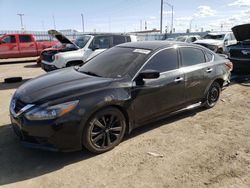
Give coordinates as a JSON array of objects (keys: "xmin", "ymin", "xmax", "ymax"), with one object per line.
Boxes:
[{"xmin": 0, "ymin": 30, "xmax": 210, "ymax": 41}]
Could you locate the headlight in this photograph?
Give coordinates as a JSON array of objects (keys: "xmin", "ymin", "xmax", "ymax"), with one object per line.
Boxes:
[{"xmin": 25, "ymin": 100, "xmax": 79, "ymax": 121}]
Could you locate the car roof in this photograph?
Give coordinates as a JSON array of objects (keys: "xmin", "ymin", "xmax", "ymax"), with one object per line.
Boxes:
[
  {"xmin": 84, "ymin": 33, "xmax": 131, "ymax": 37},
  {"xmin": 207, "ymin": 32, "xmax": 231, "ymax": 35},
  {"xmin": 117, "ymin": 41, "xmax": 200, "ymax": 51}
]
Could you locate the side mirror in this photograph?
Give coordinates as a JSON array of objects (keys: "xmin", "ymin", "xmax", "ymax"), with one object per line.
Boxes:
[
  {"xmin": 91, "ymin": 44, "xmax": 100, "ymax": 51},
  {"xmin": 139, "ymin": 69, "xmax": 160, "ymax": 79},
  {"xmin": 135, "ymin": 69, "xmax": 160, "ymax": 85}
]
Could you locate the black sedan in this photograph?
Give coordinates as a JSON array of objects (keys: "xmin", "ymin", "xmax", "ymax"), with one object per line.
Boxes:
[{"xmin": 10, "ymin": 41, "xmax": 232, "ymax": 153}]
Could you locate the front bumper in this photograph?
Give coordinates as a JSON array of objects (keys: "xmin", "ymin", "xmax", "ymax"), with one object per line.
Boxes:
[
  {"xmin": 10, "ymin": 112, "xmax": 84, "ymax": 152},
  {"xmin": 41, "ymin": 60, "xmax": 58, "ymax": 72}
]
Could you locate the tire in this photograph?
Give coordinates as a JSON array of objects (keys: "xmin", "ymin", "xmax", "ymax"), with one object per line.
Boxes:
[
  {"xmin": 82, "ymin": 107, "xmax": 127, "ymax": 154},
  {"xmin": 203, "ymin": 82, "xmax": 221, "ymax": 109},
  {"xmin": 4, "ymin": 77, "xmax": 22, "ymax": 83}
]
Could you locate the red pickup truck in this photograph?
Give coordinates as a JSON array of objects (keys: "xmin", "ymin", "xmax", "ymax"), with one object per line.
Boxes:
[{"xmin": 0, "ymin": 33, "xmax": 57, "ymax": 59}]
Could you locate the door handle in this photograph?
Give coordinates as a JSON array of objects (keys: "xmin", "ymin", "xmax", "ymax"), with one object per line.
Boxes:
[
  {"xmin": 174, "ymin": 77, "xmax": 183, "ymax": 83},
  {"xmin": 206, "ymin": 68, "xmax": 213, "ymax": 73}
]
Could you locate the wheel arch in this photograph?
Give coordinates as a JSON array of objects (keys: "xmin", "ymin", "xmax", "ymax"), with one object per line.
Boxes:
[{"xmin": 66, "ymin": 60, "xmax": 84, "ymax": 67}]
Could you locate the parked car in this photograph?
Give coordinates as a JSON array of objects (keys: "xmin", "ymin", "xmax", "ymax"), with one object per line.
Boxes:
[
  {"xmin": 41, "ymin": 30, "xmax": 137, "ymax": 72},
  {"xmin": 10, "ymin": 41, "xmax": 232, "ymax": 153},
  {"xmin": 36, "ymin": 41, "xmax": 76, "ymax": 66},
  {"xmin": 194, "ymin": 32, "xmax": 237, "ymax": 53},
  {"xmin": 172, "ymin": 35, "xmax": 201, "ymax": 43},
  {"xmin": 0, "ymin": 34, "xmax": 56, "ymax": 59},
  {"xmin": 226, "ymin": 23, "xmax": 250, "ymax": 73}
]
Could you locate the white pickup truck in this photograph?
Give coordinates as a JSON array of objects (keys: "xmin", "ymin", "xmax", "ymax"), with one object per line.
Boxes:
[{"xmin": 41, "ymin": 30, "xmax": 137, "ymax": 72}]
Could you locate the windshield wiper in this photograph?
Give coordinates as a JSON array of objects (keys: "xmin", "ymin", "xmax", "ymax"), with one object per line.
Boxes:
[{"xmin": 81, "ymin": 71, "xmax": 102, "ymax": 77}]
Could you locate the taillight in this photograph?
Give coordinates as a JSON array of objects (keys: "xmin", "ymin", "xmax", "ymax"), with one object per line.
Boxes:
[{"xmin": 225, "ymin": 61, "xmax": 233, "ymax": 72}]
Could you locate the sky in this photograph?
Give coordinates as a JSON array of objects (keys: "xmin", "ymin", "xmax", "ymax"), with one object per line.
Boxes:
[{"xmin": 0, "ymin": 0, "xmax": 250, "ymax": 33}]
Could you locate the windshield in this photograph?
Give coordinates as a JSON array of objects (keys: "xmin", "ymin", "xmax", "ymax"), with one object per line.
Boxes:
[
  {"xmin": 74, "ymin": 36, "xmax": 91, "ymax": 48},
  {"xmin": 176, "ymin": 36, "xmax": 187, "ymax": 42},
  {"xmin": 79, "ymin": 47, "xmax": 151, "ymax": 78},
  {"xmin": 203, "ymin": 34, "xmax": 225, "ymax": 40}
]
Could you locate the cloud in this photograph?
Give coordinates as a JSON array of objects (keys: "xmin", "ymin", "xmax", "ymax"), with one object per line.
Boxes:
[
  {"xmin": 162, "ymin": 11, "xmax": 173, "ymax": 15},
  {"xmin": 175, "ymin": 16, "xmax": 193, "ymax": 21},
  {"xmin": 149, "ymin": 16, "xmax": 157, "ymax": 20},
  {"xmin": 228, "ymin": 0, "xmax": 250, "ymax": 7},
  {"xmin": 193, "ymin": 6, "xmax": 216, "ymax": 18}
]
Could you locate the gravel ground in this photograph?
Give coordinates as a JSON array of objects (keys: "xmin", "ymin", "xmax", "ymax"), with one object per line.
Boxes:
[{"xmin": 0, "ymin": 61, "xmax": 250, "ymax": 188}]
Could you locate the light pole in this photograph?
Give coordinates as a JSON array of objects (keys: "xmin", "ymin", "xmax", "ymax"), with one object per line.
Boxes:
[
  {"xmin": 164, "ymin": 1, "xmax": 174, "ymax": 34},
  {"xmin": 81, "ymin": 13, "xmax": 85, "ymax": 33},
  {"xmin": 17, "ymin": 13, "xmax": 24, "ymax": 31},
  {"xmin": 160, "ymin": 0, "xmax": 163, "ymax": 33}
]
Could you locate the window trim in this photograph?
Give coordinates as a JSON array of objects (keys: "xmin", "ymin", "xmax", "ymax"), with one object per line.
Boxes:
[{"xmin": 132, "ymin": 47, "xmax": 179, "ymax": 81}]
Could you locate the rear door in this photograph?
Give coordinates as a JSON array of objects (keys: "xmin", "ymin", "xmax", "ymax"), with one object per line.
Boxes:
[
  {"xmin": 132, "ymin": 48, "xmax": 185, "ymax": 124},
  {"xmin": 0, "ymin": 35, "xmax": 19, "ymax": 58},
  {"xmin": 18, "ymin": 35, "xmax": 37, "ymax": 57},
  {"xmin": 179, "ymin": 47, "xmax": 209, "ymax": 103}
]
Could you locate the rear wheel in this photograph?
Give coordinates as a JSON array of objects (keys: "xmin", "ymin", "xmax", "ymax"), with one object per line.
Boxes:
[
  {"xmin": 82, "ymin": 107, "xmax": 126, "ymax": 154},
  {"xmin": 203, "ymin": 82, "xmax": 221, "ymax": 109}
]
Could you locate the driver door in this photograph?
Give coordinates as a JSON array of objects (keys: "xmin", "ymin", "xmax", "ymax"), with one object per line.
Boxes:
[
  {"xmin": 0, "ymin": 35, "xmax": 19, "ymax": 58},
  {"xmin": 131, "ymin": 48, "xmax": 185, "ymax": 125}
]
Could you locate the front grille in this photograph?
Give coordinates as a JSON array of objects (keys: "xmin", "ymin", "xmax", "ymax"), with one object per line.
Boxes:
[
  {"xmin": 41, "ymin": 51, "xmax": 58, "ymax": 62},
  {"xmin": 14, "ymin": 99, "xmax": 26, "ymax": 113}
]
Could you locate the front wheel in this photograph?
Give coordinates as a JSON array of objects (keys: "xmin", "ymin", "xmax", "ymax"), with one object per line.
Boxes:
[
  {"xmin": 82, "ymin": 107, "xmax": 126, "ymax": 154},
  {"xmin": 203, "ymin": 82, "xmax": 221, "ymax": 109}
]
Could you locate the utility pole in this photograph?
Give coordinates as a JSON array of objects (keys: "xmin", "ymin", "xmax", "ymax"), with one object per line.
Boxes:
[
  {"xmin": 164, "ymin": 1, "xmax": 174, "ymax": 34},
  {"xmin": 17, "ymin": 13, "xmax": 24, "ymax": 31},
  {"xmin": 160, "ymin": 0, "xmax": 163, "ymax": 33},
  {"xmin": 140, "ymin": 20, "xmax": 142, "ymax": 31},
  {"xmin": 81, "ymin": 13, "xmax": 85, "ymax": 33},
  {"xmin": 52, "ymin": 15, "xmax": 56, "ymax": 29}
]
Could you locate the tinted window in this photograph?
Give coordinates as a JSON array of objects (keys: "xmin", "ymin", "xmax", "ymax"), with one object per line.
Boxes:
[
  {"xmin": 79, "ymin": 47, "xmax": 150, "ymax": 78},
  {"xmin": 19, "ymin": 35, "xmax": 32, "ymax": 43},
  {"xmin": 2, "ymin": 35, "xmax": 16, "ymax": 43},
  {"xmin": 180, "ymin": 47, "xmax": 206, "ymax": 66},
  {"xmin": 143, "ymin": 48, "xmax": 178, "ymax": 72},
  {"xmin": 93, "ymin": 36, "xmax": 111, "ymax": 49},
  {"xmin": 113, "ymin": 36, "xmax": 126, "ymax": 46}
]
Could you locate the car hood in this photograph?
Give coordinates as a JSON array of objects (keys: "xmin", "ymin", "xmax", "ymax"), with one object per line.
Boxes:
[
  {"xmin": 232, "ymin": 24, "xmax": 250, "ymax": 42},
  {"xmin": 15, "ymin": 68, "xmax": 112, "ymax": 104},
  {"xmin": 194, "ymin": 39, "xmax": 223, "ymax": 46},
  {"xmin": 48, "ymin": 30, "xmax": 79, "ymax": 49}
]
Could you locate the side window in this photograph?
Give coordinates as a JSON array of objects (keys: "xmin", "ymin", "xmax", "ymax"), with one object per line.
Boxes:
[
  {"xmin": 230, "ymin": 33, "xmax": 236, "ymax": 40},
  {"xmin": 143, "ymin": 48, "xmax": 178, "ymax": 73},
  {"xmin": 93, "ymin": 36, "xmax": 111, "ymax": 49},
  {"xmin": 19, "ymin": 35, "xmax": 32, "ymax": 43},
  {"xmin": 204, "ymin": 51, "xmax": 214, "ymax": 62},
  {"xmin": 2, "ymin": 35, "xmax": 16, "ymax": 43},
  {"xmin": 180, "ymin": 47, "xmax": 206, "ymax": 66},
  {"xmin": 113, "ymin": 36, "xmax": 126, "ymax": 46}
]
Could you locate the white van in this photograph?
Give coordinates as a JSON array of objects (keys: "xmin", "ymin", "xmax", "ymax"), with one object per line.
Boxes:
[{"xmin": 41, "ymin": 30, "xmax": 137, "ymax": 72}]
